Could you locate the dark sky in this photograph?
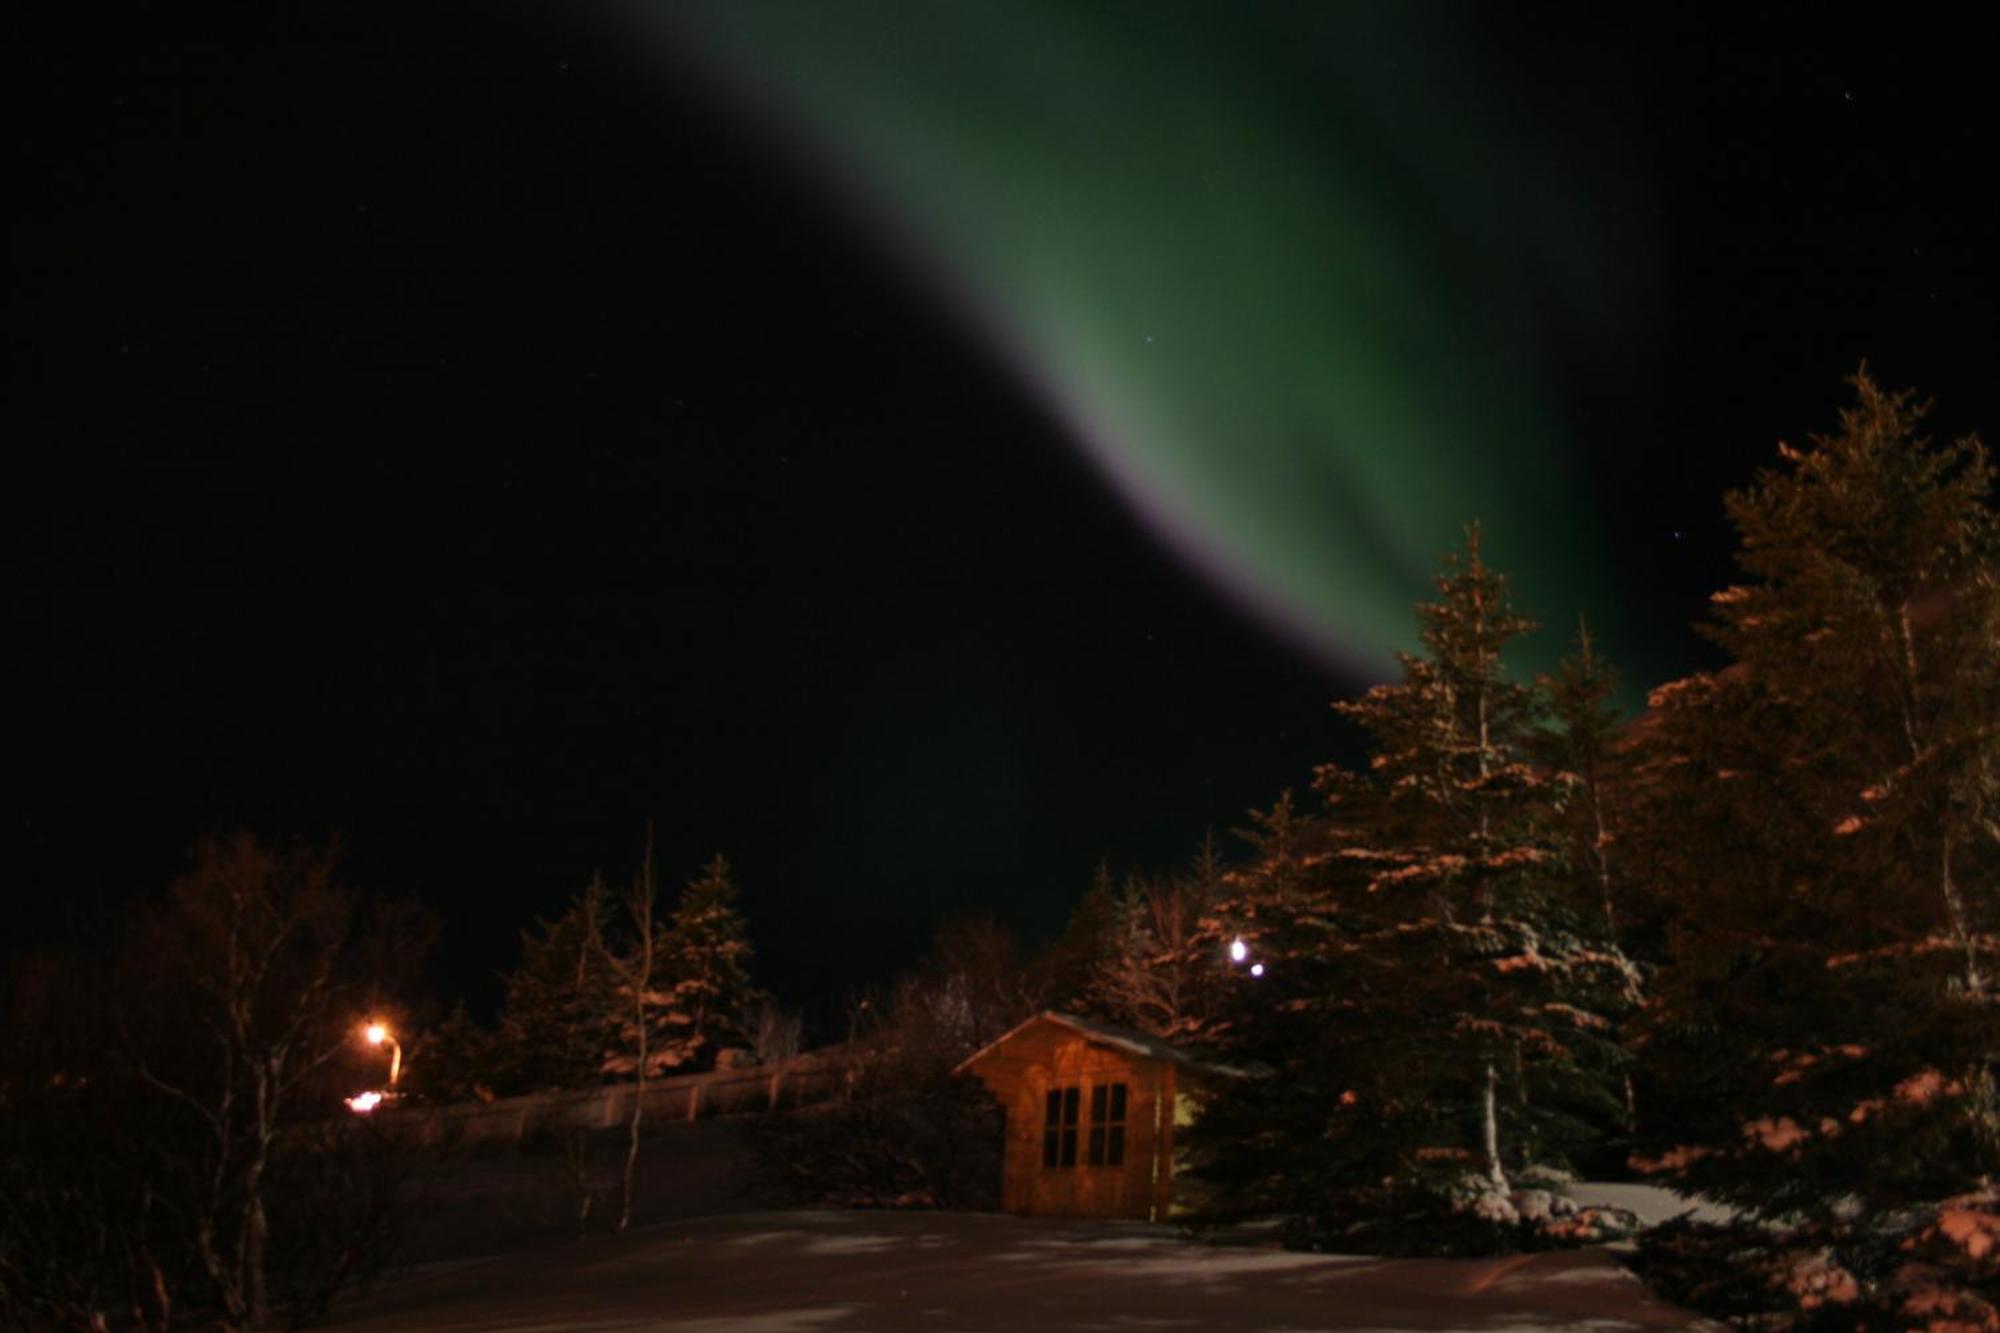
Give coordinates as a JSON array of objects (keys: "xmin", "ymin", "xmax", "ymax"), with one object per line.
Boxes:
[{"xmin": 11, "ymin": 4, "xmax": 1993, "ymax": 1022}]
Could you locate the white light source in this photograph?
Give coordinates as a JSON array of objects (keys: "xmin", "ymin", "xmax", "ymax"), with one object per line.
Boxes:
[
  {"xmin": 1229, "ymin": 937, "xmax": 1248, "ymax": 963},
  {"xmin": 345, "ymin": 1090, "xmax": 384, "ymax": 1114},
  {"xmin": 1249, "ymin": 963, "xmax": 1265, "ymax": 978}
]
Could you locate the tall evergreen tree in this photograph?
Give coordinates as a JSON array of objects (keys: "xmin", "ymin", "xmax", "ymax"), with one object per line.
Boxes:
[
  {"xmin": 1631, "ymin": 373, "xmax": 1998, "ymax": 1327},
  {"xmin": 1042, "ymin": 860, "xmax": 1119, "ymax": 1009},
  {"xmin": 1536, "ymin": 623, "xmax": 1645, "ymax": 1144},
  {"xmin": 1328, "ymin": 528, "xmax": 1634, "ymax": 1195},
  {"xmin": 495, "ymin": 878, "xmax": 617, "ymax": 1093},
  {"xmin": 494, "ymin": 850, "xmax": 764, "ymax": 1092},
  {"xmin": 1191, "ymin": 529, "xmax": 1638, "ymax": 1253},
  {"xmin": 656, "ymin": 854, "xmax": 763, "ymax": 1067},
  {"xmin": 1537, "ymin": 621, "xmax": 1627, "ymax": 938}
]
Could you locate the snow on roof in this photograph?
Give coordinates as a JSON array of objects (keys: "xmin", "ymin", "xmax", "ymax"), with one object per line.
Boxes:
[{"xmin": 955, "ymin": 1011, "xmax": 1252, "ymax": 1080}]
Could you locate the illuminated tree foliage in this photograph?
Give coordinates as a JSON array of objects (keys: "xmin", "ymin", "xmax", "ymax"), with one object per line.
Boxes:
[
  {"xmin": 1629, "ymin": 373, "xmax": 2000, "ymax": 1328},
  {"xmin": 493, "ymin": 850, "xmax": 764, "ymax": 1097},
  {"xmin": 1190, "ymin": 530, "xmax": 1639, "ymax": 1254},
  {"xmin": 653, "ymin": 854, "xmax": 763, "ymax": 1068},
  {"xmin": 1086, "ymin": 836, "xmax": 1228, "ymax": 1039}
]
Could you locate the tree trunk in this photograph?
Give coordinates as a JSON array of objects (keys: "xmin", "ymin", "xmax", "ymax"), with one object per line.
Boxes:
[
  {"xmin": 1590, "ymin": 793, "xmax": 1616, "ymax": 934},
  {"xmin": 244, "ymin": 1191, "xmax": 268, "ymax": 1330},
  {"xmin": 242, "ymin": 1069, "xmax": 273, "ymax": 1329},
  {"xmin": 1940, "ymin": 830, "xmax": 1984, "ymax": 996},
  {"xmin": 1482, "ymin": 1062, "xmax": 1508, "ymax": 1190},
  {"xmin": 613, "ymin": 830, "xmax": 658, "ymax": 1234},
  {"xmin": 621, "ymin": 1020, "xmax": 646, "ymax": 1231}
]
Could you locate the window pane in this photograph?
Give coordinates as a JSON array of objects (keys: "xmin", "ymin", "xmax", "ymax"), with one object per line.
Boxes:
[
  {"xmin": 1091, "ymin": 1085, "xmax": 1108, "ymax": 1122},
  {"xmin": 1108, "ymin": 1126, "xmax": 1125, "ymax": 1166},
  {"xmin": 1088, "ymin": 1126, "xmax": 1106, "ymax": 1166},
  {"xmin": 1062, "ymin": 1087, "xmax": 1080, "ymax": 1126},
  {"xmin": 1110, "ymin": 1083, "xmax": 1127, "ymax": 1122},
  {"xmin": 1060, "ymin": 1127, "xmax": 1078, "ymax": 1167},
  {"xmin": 1043, "ymin": 1129, "xmax": 1059, "ymax": 1168},
  {"xmin": 1045, "ymin": 1089, "xmax": 1061, "ymax": 1128}
]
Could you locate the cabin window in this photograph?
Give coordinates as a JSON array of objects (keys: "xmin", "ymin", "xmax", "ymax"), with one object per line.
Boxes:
[
  {"xmin": 1044, "ymin": 1081, "xmax": 1128, "ymax": 1169},
  {"xmin": 1042, "ymin": 1086, "xmax": 1080, "ymax": 1167},
  {"xmin": 1087, "ymin": 1082, "xmax": 1128, "ymax": 1167}
]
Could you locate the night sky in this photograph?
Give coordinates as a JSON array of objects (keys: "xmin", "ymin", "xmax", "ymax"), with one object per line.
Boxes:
[{"xmin": 12, "ymin": 3, "xmax": 1993, "ymax": 1021}]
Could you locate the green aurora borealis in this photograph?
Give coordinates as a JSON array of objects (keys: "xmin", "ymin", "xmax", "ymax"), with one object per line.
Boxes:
[{"xmin": 624, "ymin": 1, "xmax": 1658, "ymax": 681}]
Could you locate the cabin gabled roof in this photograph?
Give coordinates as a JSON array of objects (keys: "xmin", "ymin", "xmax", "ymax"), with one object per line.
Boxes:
[{"xmin": 955, "ymin": 1011, "xmax": 1250, "ymax": 1081}]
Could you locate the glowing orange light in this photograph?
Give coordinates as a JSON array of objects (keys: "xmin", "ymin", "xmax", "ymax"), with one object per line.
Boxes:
[{"xmin": 360, "ymin": 1021, "xmax": 403, "ymax": 1085}]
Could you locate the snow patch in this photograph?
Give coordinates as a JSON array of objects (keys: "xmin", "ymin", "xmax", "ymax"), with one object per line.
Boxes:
[
  {"xmin": 1936, "ymin": 1203, "xmax": 1998, "ymax": 1260},
  {"xmin": 1774, "ymin": 1249, "xmax": 1859, "ymax": 1310},
  {"xmin": 727, "ymin": 1229, "xmax": 812, "ymax": 1247},
  {"xmin": 1743, "ymin": 1116, "xmax": 1810, "ymax": 1152},
  {"xmin": 658, "ymin": 1307, "xmax": 859, "ymax": 1332},
  {"xmin": 1629, "ymin": 1145, "xmax": 1713, "ymax": 1175},
  {"xmin": 800, "ymin": 1232, "xmax": 904, "ymax": 1255},
  {"xmin": 1895, "ymin": 1069, "xmax": 1964, "ymax": 1105}
]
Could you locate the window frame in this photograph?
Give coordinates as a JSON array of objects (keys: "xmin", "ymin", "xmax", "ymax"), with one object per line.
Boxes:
[
  {"xmin": 1087, "ymin": 1081, "xmax": 1128, "ymax": 1168},
  {"xmin": 1042, "ymin": 1085, "xmax": 1080, "ymax": 1168},
  {"xmin": 1043, "ymin": 1078, "xmax": 1129, "ymax": 1171}
]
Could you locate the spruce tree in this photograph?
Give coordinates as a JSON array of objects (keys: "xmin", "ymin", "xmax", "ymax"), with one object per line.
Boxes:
[
  {"xmin": 1536, "ymin": 624, "xmax": 1645, "ymax": 1144},
  {"xmin": 1631, "ymin": 373, "xmax": 1998, "ymax": 1327},
  {"xmin": 1043, "ymin": 860, "xmax": 1119, "ymax": 1009},
  {"xmin": 1324, "ymin": 528, "xmax": 1635, "ymax": 1220},
  {"xmin": 496, "ymin": 878, "xmax": 618, "ymax": 1092},
  {"xmin": 656, "ymin": 854, "xmax": 762, "ymax": 1068},
  {"xmin": 1191, "ymin": 530, "xmax": 1638, "ymax": 1253},
  {"xmin": 1537, "ymin": 621, "xmax": 1627, "ymax": 939}
]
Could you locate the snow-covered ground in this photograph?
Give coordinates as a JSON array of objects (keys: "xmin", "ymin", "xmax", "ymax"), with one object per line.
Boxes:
[
  {"xmin": 328, "ymin": 1206, "xmax": 1717, "ymax": 1332},
  {"xmin": 1565, "ymin": 1182, "xmax": 1736, "ymax": 1231}
]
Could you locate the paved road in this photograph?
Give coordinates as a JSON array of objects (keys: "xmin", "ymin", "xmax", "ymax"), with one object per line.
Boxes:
[{"xmin": 329, "ymin": 1209, "xmax": 1713, "ymax": 1331}]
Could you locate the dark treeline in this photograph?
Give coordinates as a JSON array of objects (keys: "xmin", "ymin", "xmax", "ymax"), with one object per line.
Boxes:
[{"xmin": 5, "ymin": 372, "xmax": 1994, "ymax": 1330}]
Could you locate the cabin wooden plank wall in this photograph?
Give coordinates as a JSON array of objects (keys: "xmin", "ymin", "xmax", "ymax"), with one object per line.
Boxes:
[{"xmin": 965, "ymin": 1021, "xmax": 1180, "ymax": 1221}]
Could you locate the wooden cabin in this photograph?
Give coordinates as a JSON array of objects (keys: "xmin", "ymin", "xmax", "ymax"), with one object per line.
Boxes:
[{"xmin": 955, "ymin": 1011, "xmax": 1243, "ymax": 1221}]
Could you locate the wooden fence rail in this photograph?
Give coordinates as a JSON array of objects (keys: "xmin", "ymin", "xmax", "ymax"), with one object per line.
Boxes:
[{"xmin": 369, "ymin": 1049, "xmax": 850, "ymax": 1149}]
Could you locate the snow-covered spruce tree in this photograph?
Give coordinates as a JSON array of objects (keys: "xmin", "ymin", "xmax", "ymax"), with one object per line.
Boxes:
[
  {"xmin": 1320, "ymin": 528, "xmax": 1639, "ymax": 1238},
  {"xmin": 1535, "ymin": 623, "xmax": 1645, "ymax": 1148},
  {"xmin": 1181, "ymin": 788, "xmax": 1382, "ymax": 1237},
  {"xmin": 653, "ymin": 854, "xmax": 764, "ymax": 1069},
  {"xmin": 1190, "ymin": 530, "xmax": 1640, "ymax": 1254},
  {"xmin": 1630, "ymin": 373, "xmax": 1999, "ymax": 1328}
]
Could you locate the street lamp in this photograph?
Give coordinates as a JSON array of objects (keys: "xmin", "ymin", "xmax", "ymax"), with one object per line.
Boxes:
[{"xmin": 363, "ymin": 1021, "xmax": 402, "ymax": 1087}]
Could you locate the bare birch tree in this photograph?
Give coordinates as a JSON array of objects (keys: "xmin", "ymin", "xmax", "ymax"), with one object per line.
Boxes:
[
  {"xmin": 116, "ymin": 834, "xmax": 425, "ymax": 1329},
  {"xmin": 595, "ymin": 829, "xmax": 663, "ymax": 1233}
]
